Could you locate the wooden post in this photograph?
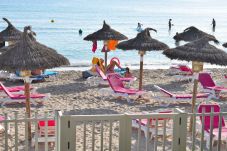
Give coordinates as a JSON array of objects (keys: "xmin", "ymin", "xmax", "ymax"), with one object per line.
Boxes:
[
  {"xmin": 189, "ymin": 61, "xmax": 203, "ymax": 132},
  {"xmin": 138, "ymin": 51, "xmax": 145, "ymax": 90},
  {"xmin": 24, "ymin": 77, "xmax": 32, "ymax": 140}
]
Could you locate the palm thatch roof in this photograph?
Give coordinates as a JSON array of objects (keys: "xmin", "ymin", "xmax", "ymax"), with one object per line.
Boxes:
[
  {"xmin": 84, "ymin": 21, "xmax": 127, "ymax": 41},
  {"xmin": 163, "ymin": 36, "xmax": 227, "ymax": 65},
  {"xmin": 223, "ymin": 42, "xmax": 227, "ymax": 48},
  {"xmin": 116, "ymin": 28, "xmax": 169, "ymax": 51},
  {"xmin": 0, "ymin": 18, "xmax": 22, "ymax": 41},
  {"xmin": 173, "ymin": 26, "xmax": 218, "ymax": 43},
  {"xmin": 0, "ymin": 26, "xmax": 70, "ymax": 72}
]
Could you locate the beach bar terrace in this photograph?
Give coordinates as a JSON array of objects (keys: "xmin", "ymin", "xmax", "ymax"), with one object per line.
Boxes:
[{"xmin": 1, "ymin": 108, "xmax": 227, "ymax": 151}]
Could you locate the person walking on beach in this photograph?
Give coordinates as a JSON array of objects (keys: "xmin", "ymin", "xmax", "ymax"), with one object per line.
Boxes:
[{"xmin": 211, "ymin": 18, "xmax": 216, "ymax": 32}]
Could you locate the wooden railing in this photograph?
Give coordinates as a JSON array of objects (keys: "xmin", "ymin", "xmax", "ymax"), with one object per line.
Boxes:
[{"xmin": 1, "ymin": 108, "xmax": 227, "ymax": 151}]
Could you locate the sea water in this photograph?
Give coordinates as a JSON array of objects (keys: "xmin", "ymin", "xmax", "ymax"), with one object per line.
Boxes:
[{"xmin": 0, "ymin": 0, "xmax": 227, "ymax": 70}]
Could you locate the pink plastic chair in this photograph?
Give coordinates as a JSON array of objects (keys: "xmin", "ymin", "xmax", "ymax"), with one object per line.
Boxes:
[
  {"xmin": 106, "ymin": 74, "xmax": 144, "ymax": 102},
  {"xmin": 132, "ymin": 110, "xmax": 172, "ymax": 138},
  {"xmin": 197, "ymin": 104, "xmax": 227, "ymax": 148},
  {"xmin": 198, "ymin": 72, "xmax": 227, "ymax": 98},
  {"xmin": 32, "ymin": 120, "xmax": 56, "ymax": 146}
]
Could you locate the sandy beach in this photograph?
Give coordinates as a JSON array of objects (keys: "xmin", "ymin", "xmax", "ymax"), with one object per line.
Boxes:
[{"xmin": 1, "ymin": 68, "xmax": 227, "ymax": 150}]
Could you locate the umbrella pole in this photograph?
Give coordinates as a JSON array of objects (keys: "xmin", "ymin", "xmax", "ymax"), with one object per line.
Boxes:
[
  {"xmin": 139, "ymin": 51, "xmax": 144, "ymax": 90},
  {"xmin": 104, "ymin": 41, "xmax": 108, "ymax": 74},
  {"xmin": 104, "ymin": 51, "xmax": 108, "ymax": 74},
  {"xmin": 189, "ymin": 77, "xmax": 198, "ymax": 132},
  {"xmin": 24, "ymin": 77, "xmax": 32, "ymax": 140}
]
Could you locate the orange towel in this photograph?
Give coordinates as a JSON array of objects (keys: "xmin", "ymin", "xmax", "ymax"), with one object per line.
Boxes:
[{"xmin": 107, "ymin": 40, "xmax": 118, "ymax": 50}]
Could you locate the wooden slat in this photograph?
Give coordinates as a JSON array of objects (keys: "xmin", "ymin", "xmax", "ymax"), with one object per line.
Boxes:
[
  {"xmin": 34, "ymin": 111, "xmax": 39, "ymax": 151},
  {"xmin": 191, "ymin": 114, "xmax": 196, "ymax": 151},
  {"xmin": 4, "ymin": 113, "xmax": 8, "ymax": 151},
  {"xmin": 137, "ymin": 119, "xmax": 141, "ymax": 151},
  {"xmin": 145, "ymin": 118, "xmax": 150, "ymax": 151},
  {"xmin": 162, "ymin": 120, "xmax": 166, "ymax": 151},
  {"xmin": 44, "ymin": 112, "xmax": 48, "ymax": 151},
  {"xmin": 92, "ymin": 121, "xmax": 95, "ymax": 151},
  {"xmin": 209, "ymin": 107, "xmax": 214, "ymax": 151},
  {"xmin": 25, "ymin": 113, "xmax": 29, "ymax": 151},
  {"xmin": 100, "ymin": 120, "xmax": 104, "ymax": 151},
  {"xmin": 109, "ymin": 120, "xmax": 113, "ymax": 151},
  {"xmin": 14, "ymin": 112, "xmax": 18, "ymax": 151},
  {"xmin": 154, "ymin": 118, "xmax": 158, "ymax": 151},
  {"xmin": 83, "ymin": 122, "xmax": 87, "ymax": 151},
  {"xmin": 217, "ymin": 112, "xmax": 222, "ymax": 151},
  {"xmin": 200, "ymin": 108, "xmax": 205, "ymax": 151}
]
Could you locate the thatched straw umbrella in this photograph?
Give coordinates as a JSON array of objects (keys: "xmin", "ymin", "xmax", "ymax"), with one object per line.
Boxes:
[
  {"xmin": 0, "ymin": 26, "xmax": 69, "ymax": 139},
  {"xmin": 0, "ymin": 18, "xmax": 22, "ymax": 45},
  {"xmin": 223, "ymin": 42, "xmax": 227, "ymax": 48},
  {"xmin": 84, "ymin": 21, "xmax": 127, "ymax": 72},
  {"xmin": 173, "ymin": 26, "xmax": 218, "ymax": 43},
  {"xmin": 163, "ymin": 35, "xmax": 227, "ymax": 131},
  {"xmin": 117, "ymin": 28, "xmax": 169, "ymax": 90}
]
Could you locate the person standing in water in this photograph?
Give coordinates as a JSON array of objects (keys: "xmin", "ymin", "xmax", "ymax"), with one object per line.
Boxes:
[
  {"xmin": 79, "ymin": 29, "xmax": 83, "ymax": 35},
  {"xmin": 137, "ymin": 23, "xmax": 143, "ymax": 32},
  {"xmin": 168, "ymin": 19, "xmax": 173, "ymax": 30},
  {"xmin": 211, "ymin": 18, "xmax": 216, "ymax": 32}
]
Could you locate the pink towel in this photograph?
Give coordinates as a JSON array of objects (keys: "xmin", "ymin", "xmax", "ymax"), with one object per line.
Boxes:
[{"xmin": 92, "ymin": 41, "xmax": 97, "ymax": 53}]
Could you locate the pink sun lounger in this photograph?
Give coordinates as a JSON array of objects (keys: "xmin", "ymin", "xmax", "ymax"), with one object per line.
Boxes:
[
  {"xmin": 106, "ymin": 73, "xmax": 145, "ymax": 102},
  {"xmin": 198, "ymin": 72, "xmax": 227, "ymax": 99},
  {"xmin": 0, "ymin": 82, "xmax": 35, "ymax": 92},
  {"xmin": 0, "ymin": 83, "xmax": 50, "ymax": 106},
  {"xmin": 153, "ymin": 85, "xmax": 211, "ymax": 106}
]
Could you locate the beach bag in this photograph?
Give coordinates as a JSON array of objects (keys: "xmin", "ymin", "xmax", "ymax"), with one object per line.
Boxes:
[{"xmin": 82, "ymin": 70, "xmax": 93, "ymax": 79}]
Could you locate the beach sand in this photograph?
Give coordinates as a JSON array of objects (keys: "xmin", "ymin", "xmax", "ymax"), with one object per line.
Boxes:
[{"xmin": 1, "ymin": 68, "xmax": 227, "ymax": 150}]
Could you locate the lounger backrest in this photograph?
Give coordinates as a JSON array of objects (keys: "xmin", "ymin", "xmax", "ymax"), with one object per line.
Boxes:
[
  {"xmin": 198, "ymin": 104, "xmax": 225, "ymax": 130},
  {"xmin": 154, "ymin": 85, "xmax": 173, "ymax": 97},
  {"xmin": 198, "ymin": 73, "xmax": 215, "ymax": 88},
  {"xmin": 95, "ymin": 65, "xmax": 107, "ymax": 80},
  {"xmin": 0, "ymin": 83, "xmax": 14, "ymax": 98},
  {"xmin": 179, "ymin": 65, "xmax": 192, "ymax": 72},
  {"xmin": 107, "ymin": 74, "xmax": 125, "ymax": 92}
]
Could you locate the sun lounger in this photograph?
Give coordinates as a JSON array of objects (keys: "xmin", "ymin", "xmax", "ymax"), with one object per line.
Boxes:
[
  {"xmin": 153, "ymin": 85, "xmax": 211, "ymax": 106},
  {"xmin": 197, "ymin": 104, "xmax": 227, "ymax": 149},
  {"xmin": 0, "ymin": 82, "xmax": 50, "ymax": 106},
  {"xmin": 105, "ymin": 73, "xmax": 146, "ymax": 102},
  {"xmin": 199, "ymin": 72, "xmax": 227, "ymax": 99},
  {"xmin": 0, "ymin": 82, "xmax": 36, "ymax": 92}
]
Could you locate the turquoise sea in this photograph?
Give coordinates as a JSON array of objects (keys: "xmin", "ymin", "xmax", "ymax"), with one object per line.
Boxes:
[{"xmin": 0, "ymin": 0, "xmax": 227, "ymax": 70}]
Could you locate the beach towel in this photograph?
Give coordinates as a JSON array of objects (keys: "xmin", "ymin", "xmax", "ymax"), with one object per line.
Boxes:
[
  {"xmin": 92, "ymin": 41, "xmax": 97, "ymax": 53},
  {"xmin": 107, "ymin": 40, "xmax": 118, "ymax": 50}
]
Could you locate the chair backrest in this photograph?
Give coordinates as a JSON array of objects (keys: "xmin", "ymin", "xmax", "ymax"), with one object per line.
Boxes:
[
  {"xmin": 95, "ymin": 65, "xmax": 107, "ymax": 80},
  {"xmin": 107, "ymin": 74, "xmax": 125, "ymax": 92},
  {"xmin": 198, "ymin": 104, "xmax": 225, "ymax": 130},
  {"xmin": 154, "ymin": 85, "xmax": 173, "ymax": 97},
  {"xmin": 0, "ymin": 82, "xmax": 14, "ymax": 98},
  {"xmin": 198, "ymin": 73, "xmax": 216, "ymax": 88}
]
